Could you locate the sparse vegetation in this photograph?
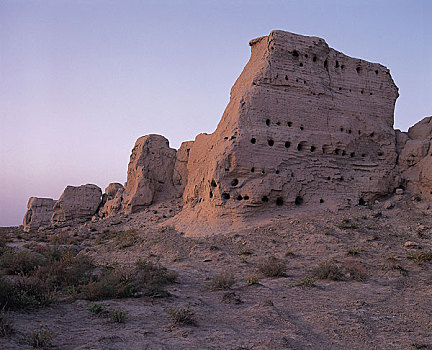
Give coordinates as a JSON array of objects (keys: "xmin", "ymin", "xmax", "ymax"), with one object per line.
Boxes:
[
  {"xmin": 168, "ymin": 302, "xmax": 196, "ymax": 326},
  {"xmin": 114, "ymin": 229, "xmax": 139, "ymax": 249},
  {"xmin": 209, "ymin": 270, "xmax": 235, "ymax": 290},
  {"xmin": 407, "ymin": 250, "xmax": 432, "ymax": 265},
  {"xmin": 337, "ymin": 218, "xmax": 360, "ymax": 230},
  {"xmin": 345, "ymin": 262, "xmax": 368, "ymax": 281},
  {"xmin": 109, "ymin": 308, "xmax": 127, "ymax": 323},
  {"xmin": 295, "ymin": 276, "xmax": 316, "ymax": 288},
  {"xmin": 238, "ymin": 247, "xmax": 253, "ymax": 255},
  {"xmin": 0, "ymin": 308, "xmax": 14, "ymax": 337},
  {"xmin": 258, "ymin": 256, "xmax": 286, "ymax": 277},
  {"xmin": 23, "ymin": 325, "xmax": 54, "ymax": 348},
  {"xmin": 87, "ymin": 303, "xmax": 106, "ymax": 316},
  {"xmin": 347, "ymin": 247, "xmax": 362, "ymax": 256},
  {"xmin": 311, "ymin": 261, "xmax": 344, "ymax": 281},
  {"xmin": 246, "ymin": 275, "xmax": 259, "ymax": 286}
]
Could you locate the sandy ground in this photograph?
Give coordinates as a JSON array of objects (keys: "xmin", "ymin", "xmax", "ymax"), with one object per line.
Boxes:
[{"xmin": 1, "ymin": 192, "xmax": 432, "ymax": 349}]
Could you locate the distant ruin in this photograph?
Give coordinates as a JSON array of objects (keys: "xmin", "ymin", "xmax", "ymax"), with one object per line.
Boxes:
[{"xmin": 23, "ymin": 30, "xmax": 432, "ymax": 232}]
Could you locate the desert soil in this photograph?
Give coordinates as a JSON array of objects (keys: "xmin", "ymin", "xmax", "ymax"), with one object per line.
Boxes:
[{"xmin": 1, "ymin": 193, "xmax": 432, "ymax": 350}]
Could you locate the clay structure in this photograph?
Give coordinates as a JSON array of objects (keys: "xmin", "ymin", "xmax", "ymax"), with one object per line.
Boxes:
[
  {"xmin": 22, "ymin": 30, "xmax": 431, "ymax": 231},
  {"xmin": 183, "ymin": 31, "xmax": 399, "ymax": 218}
]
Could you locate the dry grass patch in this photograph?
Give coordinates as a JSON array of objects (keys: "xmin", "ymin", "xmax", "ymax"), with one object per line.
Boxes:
[{"xmin": 258, "ymin": 256, "xmax": 286, "ymax": 277}]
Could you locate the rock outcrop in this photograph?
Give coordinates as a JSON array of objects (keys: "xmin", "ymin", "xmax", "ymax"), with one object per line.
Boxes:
[
  {"xmin": 122, "ymin": 135, "xmax": 177, "ymax": 213},
  {"xmin": 182, "ymin": 30, "xmax": 400, "ymax": 223},
  {"xmin": 23, "ymin": 197, "xmax": 56, "ymax": 232},
  {"xmin": 173, "ymin": 141, "xmax": 194, "ymax": 196},
  {"xmin": 99, "ymin": 183, "xmax": 125, "ymax": 218},
  {"xmin": 22, "ymin": 30, "xmax": 432, "ymax": 232},
  {"xmin": 398, "ymin": 116, "xmax": 432, "ymax": 202},
  {"xmin": 51, "ymin": 184, "xmax": 102, "ymax": 224}
]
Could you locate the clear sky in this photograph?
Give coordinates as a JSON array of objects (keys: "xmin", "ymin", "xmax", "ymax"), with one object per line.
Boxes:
[{"xmin": 0, "ymin": 0, "xmax": 431, "ymax": 227}]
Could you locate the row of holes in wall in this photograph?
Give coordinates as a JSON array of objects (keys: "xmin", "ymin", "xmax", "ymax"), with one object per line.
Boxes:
[
  {"xmin": 263, "ymin": 118, "xmax": 374, "ymax": 136},
  {"xmin": 287, "ymin": 49, "xmax": 382, "ymax": 77},
  {"xmin": 210, "ymin": 189, "xmax": 307, "ymax": 207},
  {"xmin": 249, "ymin": 137, "xmax": 383, "ymax": 158},
  {"xmin": 274, "ymin": 73, "xmax": 375, "ymax": 96}
]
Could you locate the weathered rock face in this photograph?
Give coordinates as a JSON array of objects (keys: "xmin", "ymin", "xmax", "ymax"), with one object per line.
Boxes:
[
  {"xmin": 99, "ymin": 183, "xmax": 125, "ymax": 218},
  {"xmin": 51, "ymin": 184, "xmax": 102, "ymax": 224},
  {"xmin": 122, "ymin": 135, "xmax": 177, "ymax": 213},
  {"xmin": 23, "ymin": 197, "xmax": 55, "ymax": 232},
  {"xmin": 398, "ymin": 116, "xmax": 432, "ymax": 202},
  {"xmin": 173, "ymin": 141, "xmax": 194, "ymax": 196},
  {"xmin": 182, "ymin": 30, "xmax": 400, "ymax": 221}
]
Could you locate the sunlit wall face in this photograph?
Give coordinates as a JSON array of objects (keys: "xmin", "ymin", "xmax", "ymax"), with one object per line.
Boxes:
[{"xmin": 0, "ymin": 0, "xmax": 431, "ymax": 226}]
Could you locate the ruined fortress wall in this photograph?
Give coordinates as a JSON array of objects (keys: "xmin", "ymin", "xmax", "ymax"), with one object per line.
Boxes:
[{"xmin": 183, "ymin": 30, "xmax": 400, "ymax": 218}]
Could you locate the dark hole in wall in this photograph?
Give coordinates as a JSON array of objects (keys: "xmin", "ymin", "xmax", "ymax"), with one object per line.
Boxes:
[
  {"xmin": 340, "ymin": 127, "xmax": 344, "ymax": 132},
  {"xmin": 285, "ymin": 141, "xmax": 291, "ymax": 148},
  {"xmin": 292, "ymin": 50, "xmax": 299, "ymax": 57},
  {"xmin": 313, "ymin": 56, "xmax": 317, "ymax": 62},
  {"xmin": 348, "ymin": 129, "xmax": 352, "ymax": 134},
  {"xmin": 300, "ymin": 126, "xmax": 304, "ymax": 130},
  {"xmin": 342, "ymin": 150, "xmax": 346, "ymax": 156},
  {"xmin": 358, "ymin": 130, "xmax": 361, "ymax": 135},
  {"xmin": 324, "ymin": 60, "xmax": 328, "ymax": 69},
  {"xmin": 341, "ymin": 64, "xmax": 345, "ymax": 69},
  {"xmin": 305, "ymin": 54, "xmax": 308, "ymax": 58},
  {"xmin": 358, "ymin": 197, "xmax": 366, "ymax": 206},
  {"xmin": 250, "ymin": 138, "xmax": 256, "ymax": 144},
  {"xmin": 297, "ymin": 143, "xmax": 303, "ymax": 151},
  {"xmin": 361, "ymin": 90, "xmax": 364, "ymax": 94},
  {"xmin": 266, "ymin": 119, "xmax": 270, "ymax": 126},
  {"xmin": 295, "ymin": 196, "xmax": 303, "ymax": 205},
  {"xmin": 262, "ymin": 196, "xmax": 269, "ymax": 203},
  {"xmin": 288, "ymin": 122, "xmax": 292, "ymax": 127},
  {"xmin": 224, "ymin": 136, "xmax": 228, "ymax": 140},
  {"xmin": 370, "ymin": 132, "xmax": 375, "ymax": 137},
  {"xmin": 350, "ymin": 152, "xmax": 355, "ymax": 158},
  {"xmin": 375, "ymin": 70, "xmax": 379, "ymax": 75},
  {"xmin": 231, "ymin": 179, "xmax": 239, "ymax": 186},
  {"xmin": 378, "ymin": 152, "xmax": 383, "ymax": 156},
  {"xmin": 320, "ymin": 199, "xmax": 324, "ymax": 203},
  {"xmin": 338, "ymin": 87, "xmax": 342, "ymax": 91},
  {"xmin": 262, "ymin": 169, "xmax": 265, "ymax": 174},
  {"xmin": 334, "ymin": 148, "xmax": 340, "ymax": 155},
  {"xmin": 326, "ymin": 176, "xmax": 331, "ymax": 180},
  {"xmin": 310, "ymin": 146, "xmax": 316, "ymax": 152},
  {"xmin": 237, "ymin": 195, "xmax": 243, "ymax": 201},
  {"xmin": 370, "ymin": 92, "xmax": 373, "ymax": 95},
  {"xmin": 251, "ymin": 167, "xmax": 255, "ymax": 173},
  {"xmin": 209, "ymin": 191, "xmax": 213, "ymax": 198},
  {"xmin": 211, "ymin": 180, "xmax": 217, "ymax": 187},
  {"xmin": 361, "ymin": 153, "xmax": 366, "ymax": 157},
  {"xmin": 335, "ymin": 61, "xmax": 339, "ymax": 68},
  {"xmin": 299, "ymin": 62, "xmax": 303, "ymax": 67},
  {"xmin": 243, "ymin": 195, "xmax": 250, "ymax": 200},
  {"xmin": 356, "ymin": 67, "xmax": 361, "ymax": 73},
  {"xmin": 276, "ymin": 121, "xmax": 280, "ymax": 126},
  {"xmin": 268, "ymin": 139, "xmax": 274, "ymax": 146},
  {"xmin": 285, "ymin": 75, "xmax": 288, "ymax": 80},
  {"xmin": 296, "ymin": 78, "xmax": 299, "ymax": 82},
  {"xmin": 275, "ymin": 170, "xmax": 280, "ymax": 174},
  {"xmin": 222, "ymin": 193, "xmax": 230, "ymax": 200},
  {"xmin": 276, "ymin": 197, "xmax": 284, "ymax": 206}
]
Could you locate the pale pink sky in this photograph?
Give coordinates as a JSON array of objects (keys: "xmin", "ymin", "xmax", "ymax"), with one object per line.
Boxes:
[{"xmin": 1, "ymin": 0, "xmax": 431, "ymax": 226}]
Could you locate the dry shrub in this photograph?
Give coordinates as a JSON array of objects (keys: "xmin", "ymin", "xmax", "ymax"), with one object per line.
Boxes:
[
  {"xmin": 209, "ymin": 270, "xmax": 235, "ymax": 290},
  {"xmin": 345, "ymin": 262, "xmax": 368, "ymax": 281},
  {"xmin": 168, "ymin": 302, "xmax": 196, "ymax": 326},
  {"xmin": 258, "ymin": 256, "xmax": 286, "ymax": 277},
  {"xmin": 311, "ymin": 261, "xmax": 344, "ymax": 281}
]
